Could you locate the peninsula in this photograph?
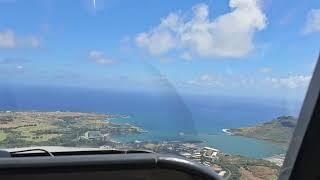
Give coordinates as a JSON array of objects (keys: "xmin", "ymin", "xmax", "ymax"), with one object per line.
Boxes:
[{"xmin": 228, "ymin": 116, "xmax": 297, "ymax": 146}]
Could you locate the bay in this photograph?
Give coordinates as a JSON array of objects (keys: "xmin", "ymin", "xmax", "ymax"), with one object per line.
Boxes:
[{"xmin": 0, "ymin": 84, "xmax": 298, "ymax": 158}]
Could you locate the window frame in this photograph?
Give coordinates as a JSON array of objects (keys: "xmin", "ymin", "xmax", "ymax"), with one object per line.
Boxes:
[{"xmin": 280, "ymin": 53, "xmax": 320, "ymax": 180}]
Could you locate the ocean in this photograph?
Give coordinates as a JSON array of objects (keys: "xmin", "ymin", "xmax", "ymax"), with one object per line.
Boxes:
[{"xmin": 0, "ymin": 84, "xmax": 300, "ymax": 158}]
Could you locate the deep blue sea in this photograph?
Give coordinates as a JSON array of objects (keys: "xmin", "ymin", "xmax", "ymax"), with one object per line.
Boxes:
[{"xmin": 0, "ymin": 84, "xmax": 302, "ymax": 158}]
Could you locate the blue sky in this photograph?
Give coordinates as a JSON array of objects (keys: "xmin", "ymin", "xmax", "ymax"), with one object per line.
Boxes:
[{"xmin": 0, "ymin": 0, "xmax": 319, "ymax": 100}]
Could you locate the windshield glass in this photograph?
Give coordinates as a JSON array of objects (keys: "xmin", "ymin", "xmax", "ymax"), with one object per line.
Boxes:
[{"xmin": 0, "ymin": 0, "xmax": 319, "ymax": 179}]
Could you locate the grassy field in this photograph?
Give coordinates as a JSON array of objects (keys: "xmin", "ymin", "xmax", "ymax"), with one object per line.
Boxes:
[
  {"xmin": 215, "ymin": 153, "xmax": 280, "ymax": 180},
  {"xmin": 0, "ymin": 111, "xmax": 143, "ymax": 148},
  {"xmin": 0, "ymin": 131, "xmax": 6, "ymax": 141}
]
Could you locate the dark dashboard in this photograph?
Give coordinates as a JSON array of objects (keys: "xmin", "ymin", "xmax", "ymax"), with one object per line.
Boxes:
[{"xmin": 0, "ymin": 152, "xmax": 222, "ymax": 180}]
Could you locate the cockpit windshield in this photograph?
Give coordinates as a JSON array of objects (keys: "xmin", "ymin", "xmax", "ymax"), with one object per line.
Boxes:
[{"xmin": 0, "ymin": 0, "xmax": 319, "ymax": 179}]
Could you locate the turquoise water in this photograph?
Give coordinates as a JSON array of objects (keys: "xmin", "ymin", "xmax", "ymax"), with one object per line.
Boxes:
[
  {"xmin": 108, "ymin": 117, "xmax": 287, "ymax": 159},
  {"xmin": 198, "ymin": 134, "xmax": 286, "ymax": 158},
  {"xmin": 1, "ymin": 86, "xmax": 294, "ymax": 159}
]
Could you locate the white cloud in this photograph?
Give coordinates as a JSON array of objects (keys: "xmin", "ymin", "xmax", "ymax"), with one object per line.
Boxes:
[
  {"xmin": 0, "ymin": 30, "xmax": 16, "ymax": 48},
  {"xmin": 0, "ymin": 29, "xmax": 41, "ymax": 48},
  {"xmin": 136, "ymin": 23, "xmax": 177, "ymax": 55},
  {"xmin": 266, "ymin": 75, "xmax": 311, "ymax": 89},
  {"xmin": 303, "ymin": 9, "xmax": 320, "ymax": 34},
  {"xmin": 187, "ymin": 73, "xmax": 311, "ymax": 90},
  {"xmin": 135, "ymin": 0, "xmax": 267, "ymax": 59},
  {"xmin": 259, "ymin": 67, "xmax": 272, "ymax": 73},
  {"xmin": 88, "ymin": 50, "xmax": 115, "ymax": 64},
  {"xmin": 187, "ymin": 74, "xmax": 224, "ymax": 87}
]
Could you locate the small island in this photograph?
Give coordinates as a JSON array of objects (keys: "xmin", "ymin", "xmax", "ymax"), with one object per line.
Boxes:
[{"xmin": 227, "ymin": 116, "xmax": 297, "ymax": 146}]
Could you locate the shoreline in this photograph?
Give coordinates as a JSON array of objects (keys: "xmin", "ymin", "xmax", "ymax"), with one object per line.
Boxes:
[
  {"xmin": 222, "ymin": 128, "xmax": 233, "ymax": 135},
  {"xmin": 263, "ymin": 154, "xmax": 285, "ymax": 167}
]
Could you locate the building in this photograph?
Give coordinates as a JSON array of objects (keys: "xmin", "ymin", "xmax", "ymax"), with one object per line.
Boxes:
[
  {"xmin": 191, "ymin": 152, "xmax": 202, "ymax": 162},
  {"xmin": 84, "ymin": 131, "xmax": 103, "ymax": 140},
  {"xmin": 218, "ymin": 171, "xmax": 226, "ymax": 177},
  {"xmin": 201, "ymin": 147, "xmax": 219, "ymax": 162},
  {"xmin": 202, "ymin": 147, "xmax": 219, "ymax": 157}
]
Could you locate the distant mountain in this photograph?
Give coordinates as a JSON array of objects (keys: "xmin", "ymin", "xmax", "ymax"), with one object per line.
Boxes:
[{"xmin": 229, "ymin": 116, "xmax": 297, "ymax": 145}]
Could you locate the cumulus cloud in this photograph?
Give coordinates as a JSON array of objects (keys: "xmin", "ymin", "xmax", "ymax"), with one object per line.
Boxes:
[
  {"xmin": 0, "ymin": 30, "xmax": 40, "ymax": 48},
  {"xmin": 266, "ymin": 75, "xmax": 311, "ymax": 89},
  {"xmin": 135, "ymin": 0, "xmax": 267, "ymax": 59},
  {"xmin": 88, "ymin": 50, "xmax": 115, "ymax": 64},
  {"xmin": 303, "ymin": 9, "xmax": 320, "ymax": 34}
]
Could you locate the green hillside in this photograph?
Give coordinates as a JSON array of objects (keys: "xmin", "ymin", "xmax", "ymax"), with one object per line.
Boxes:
[{"xmin": 229, "ymin": 116, "xmax": 297, "ymax": 145}]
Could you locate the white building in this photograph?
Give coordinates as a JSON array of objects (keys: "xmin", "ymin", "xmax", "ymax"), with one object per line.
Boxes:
[
  {"xmin": 218, "ymin": 171, "xmax": 226, "ymax": 177},
  {"xmin": 202, "ymin": 147, "xmax": 219, "ymax": 158}
]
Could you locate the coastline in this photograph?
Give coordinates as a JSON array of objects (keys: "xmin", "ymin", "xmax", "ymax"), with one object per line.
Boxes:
[
  {"xmin": 222, "ymin": 128, "xmax": 233, "ymax": 135},
  {"xmin": 221, "ymin": 128, "xmax": 286, "ymax": 165},
  {"xmin": 263, "ymin": 154, "xmax": 285, "ymax": 167}
]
